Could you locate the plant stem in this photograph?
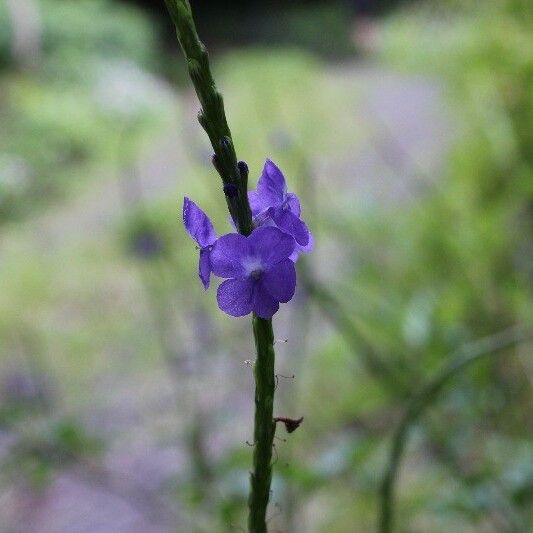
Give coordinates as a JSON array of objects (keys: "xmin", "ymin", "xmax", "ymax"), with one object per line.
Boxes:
[
  {"xmin": 163, "ymin": 0, "xmax": 252, "ymax": 235},
  {"xmin": 249, "ymin": 315, "xmax": 276, "ymax": 532},
  {"xmin": 378, "ymin": 326, "xmax": 531, "ymax": 533},
  {"xmin": 163, "ymin": 2, "xmax": 278, "ymax": 530}
]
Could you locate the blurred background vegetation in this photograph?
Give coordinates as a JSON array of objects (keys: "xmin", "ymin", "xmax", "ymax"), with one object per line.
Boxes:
[{"xmin": 0, "ymin": 0, "xmax": 531, "ymax": 531}]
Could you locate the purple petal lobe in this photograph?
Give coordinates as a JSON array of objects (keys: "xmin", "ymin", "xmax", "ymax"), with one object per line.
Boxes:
[
  {"xmin": 253, "ymin": 283, "xmax": 280, "ymax": 319},
  {"xmin": 217, "ymin": 278, "xmax": 254, "ymax": 317},
  {"xmin": 210, "ymin": 233, "xmax": 250, "ymax": 278},
  {"xmin": 183, "ymin": 197, "xmax": 217, "ymax": 248},
  {"xmin": 285, "ymin": 193, "xmax": 301, "ymax": 217},
  {"xmin": 289, "ymin": 230, "xmax": 314, "ymax": 262},
  {"xmin": 272, "ymin": 209, "xmax": 310, "ymax": 246},
  {"xmin": 261, "ymin": 159, "xmax": 286, "ymax": 195},
  {"xmin": 252, "ymin": 206, "xmax": 276, "ymax": 229},
  {"xmin": 261, "ymin": 259, "xmax": 296, "ymax": 303},
  {"xmin": 198, "ymin": 248, "xmax": 212, "ymax": 289},
  {"xmin": 252, "ymin": 159, "xmax": 286, "ymax": 211},
  {"xmin": 300, "ymin": 228, "xmax": 314, "ymax": 252},
  {"xmin": 249, "ymin": 226, "xmax": 296, "ymax": 267},
  {"xmin": 248, "ymin": 190, "xmax": 266, "ymax": 217}
]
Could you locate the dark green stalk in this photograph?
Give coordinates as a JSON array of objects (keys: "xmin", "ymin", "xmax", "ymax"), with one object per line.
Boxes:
[
  {"xmin": 249, "ymin": 316, "xmax": 276, "ymax": 532},
  {"xmin": 163, "ymin": 0, "xmax": 251, "ymax": 235},
  {"xmin": 162, "ymin": 2, "xmax": 277, "ymax": 530},
  {"xmin": 378, "ymin": 326, "xmax": 531, "ymax": 533}
]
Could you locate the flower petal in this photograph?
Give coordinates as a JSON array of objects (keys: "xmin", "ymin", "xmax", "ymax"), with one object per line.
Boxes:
[
  {"xmin": 261, "ymin": 259, "xmax": 296, "ymax": 303},
  {"xmin": 251, "ymin": 206, "xmax": 276, "ymax": 229},
  {"xmin": 299, "ymin": 228, "xmax": 314, "ymax": 252},
  {"xmin": 252, "ymin": 159, "xmax": 286, "ymax": 212},
  {"xmin": 217, "ymin": 278, "xmax": 254, "ymax": 317},
  {"xmin": 272, "ymin": 209, "xmax": 310, "ymax": 246},
  {"xmin": 285, "ymin": 192, "xmax": 301, "ymax": 217},
  {"xmin": 249, "ymin": 226, "xmax": 296, "ymax": 267},
  {"xmin": 289, "ymin": 229, "xmax": 314, "ymax": 262},
  {"xmin": 210, "ymin": 233, "xmax": 250, "ymax": 278},
  {"xmin": 198, "ymin": 248, "xmax": 212, "ymax": 289},
  {"xmin": 183, "ymin": 197, "xmax": 217, "ymax": 248},
  {"xmin": 289, "ymin": 251, "xmax": 298, "ymax": 262},
  {"xmin": 253, "ymin": 283, "xmax": 280, "ymax": 319},
  {"xmin": 248, "ymin": 190, "xmax": 268, "ymax": 217}
]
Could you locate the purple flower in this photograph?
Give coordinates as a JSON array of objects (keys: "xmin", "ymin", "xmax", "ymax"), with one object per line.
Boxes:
[
  {"xmin": 289, "ymin": 231, "xmax": 314, "ymax": 262},
  {"xmin": 248, "ymin": 159, "xmax": 312, "ymax": 254},
  {"xmin": 210, "ymin": 226, "xmax": 296, "ymax": 319},
  {"xmin": 183, "ymin": 197, "xmax": 217, "ymax": 289}
]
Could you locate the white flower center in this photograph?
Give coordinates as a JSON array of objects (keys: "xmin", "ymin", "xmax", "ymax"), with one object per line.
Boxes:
[{"xmin": 242, "ymin": 256, "xmax": 263, "ymax": 278}]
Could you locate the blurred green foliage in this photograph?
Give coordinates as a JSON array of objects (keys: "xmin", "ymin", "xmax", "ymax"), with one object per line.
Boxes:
[
  {"xmin": 0, "ymin": 0, "xmax": 167, "ymax": 221},
  {"xmin": 375, "ymin": 0, "xmax": 532, "ymax": 338},
  {"xmin": 306, "ymin": 0, "xmax": 533, "ymax": 528},
  {"xmin": 0, "ymin": 0, "xmax": 158, "ymax": 69}
]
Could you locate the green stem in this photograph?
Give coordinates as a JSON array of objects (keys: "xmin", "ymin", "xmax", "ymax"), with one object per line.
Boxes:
[
  {"xmin": 163, "ymin": 2, "xmax": 277, "ymax": 530},
  {"xmin": 378, "ymin": 326, "xmax": 531, "ymax": 533},
  {"xmin": 249, "ymin": 315, "xmax": 276, "ymax": 532},
  {"xmin": 163, "ymin": 0, "xmax": 251, "ymax": 235}
]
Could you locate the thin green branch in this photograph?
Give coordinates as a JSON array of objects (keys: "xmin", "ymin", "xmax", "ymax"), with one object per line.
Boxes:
[
  {"xmin": 378, "ymin": 326, "xmax": 532, "ymax": 533},
  {"xmin": 162, "ymin": 3, "xmax": 278, "ymax": 530}
]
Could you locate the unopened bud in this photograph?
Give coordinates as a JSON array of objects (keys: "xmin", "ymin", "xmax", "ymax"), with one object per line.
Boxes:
[
  {"xmin": 223, "ymin": 183, "xmax": 238, "ymax": 198},
  {"xmin": 237, "ymin": 160, "xmax": 249, "ymax": 179}
]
